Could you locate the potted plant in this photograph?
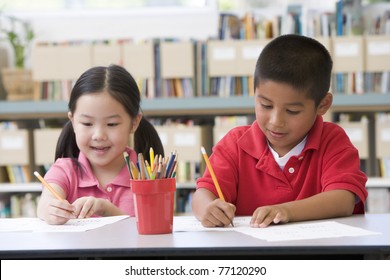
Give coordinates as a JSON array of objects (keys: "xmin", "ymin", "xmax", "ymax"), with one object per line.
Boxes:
[{"xmin": 0, "ymin": 11, "xmax": 35, "ymax": 100}]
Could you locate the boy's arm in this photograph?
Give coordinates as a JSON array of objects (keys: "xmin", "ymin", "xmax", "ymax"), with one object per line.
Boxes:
[
  {"xmin": 192, "ymin": 188, "xmax": 236, "ymax": 227},
  {"xmin": 251, "ymin": 189, "xmax": 356, "ymax": 227}
]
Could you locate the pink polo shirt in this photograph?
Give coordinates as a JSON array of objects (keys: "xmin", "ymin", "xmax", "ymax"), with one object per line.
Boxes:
[
  {"xmin": 44, "ymin": 147, "xmax": 137, "ymax": 216},
  {"xmin": 196, "ymin": 116, "xmax": 368, "ymax": 215}
]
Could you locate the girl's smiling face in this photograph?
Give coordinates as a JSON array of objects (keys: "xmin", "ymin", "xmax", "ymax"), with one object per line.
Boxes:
[
  {"xmin": 69, "ymin": 91, "xmax": 138, "ymax": 171},
  {"xmin": 255, "ymin": 80, "xmax": 331, "ymax": 157}
]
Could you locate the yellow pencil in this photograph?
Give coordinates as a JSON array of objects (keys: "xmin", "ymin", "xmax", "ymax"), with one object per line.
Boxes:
[
  {"xmin": 200, "ymin": 146, "xmax": 234, "ymax": 227},
  {"xmin": 33, "ymin": 171, "xmax": 63, "ymax": 201},
  {"xmin": 130, "ymin": 161, "xmax": 140, "ymax": 180},
  {"xmin": 200, "ymin": 146, "xmax": 225, "ymax": 201},
  {"xmin": 149, "ymin": 147, "xmax": 155, "ymax": 171}
]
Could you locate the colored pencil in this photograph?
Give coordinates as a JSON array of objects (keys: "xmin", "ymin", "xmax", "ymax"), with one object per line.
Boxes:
[
  {"xmin": 200, "ymin": 146, "xmax": 234, "ymax": 227},
  {"xmin": 33, "ymin": 171, "xmax": 63, "ymax": 201}
]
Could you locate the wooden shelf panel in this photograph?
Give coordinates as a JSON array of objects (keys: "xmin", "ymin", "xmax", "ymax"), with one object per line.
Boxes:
[{"xmin": 1, "ymin": 94, "xmax": 389, "ymax": 120}]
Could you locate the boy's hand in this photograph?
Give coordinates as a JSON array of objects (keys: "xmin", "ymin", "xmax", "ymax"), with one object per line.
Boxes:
[
  {"xmin": 199, "ymin": 199, "xmax": 236, "ymax": 227},
  {"xmin": 250, "ymin": 205, "xmax": 290, "ymax": 228}
]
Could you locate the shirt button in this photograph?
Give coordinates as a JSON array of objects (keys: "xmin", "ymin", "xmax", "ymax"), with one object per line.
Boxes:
[
  {"xmin": 107, "ymin": 186, "xmax": 112, "ymax": 192},
  {"xmin": 288, "ymin": 167, "xmax": 295, "ymax": 174}
]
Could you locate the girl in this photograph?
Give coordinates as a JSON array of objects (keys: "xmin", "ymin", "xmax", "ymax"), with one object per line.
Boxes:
[{"xmin": 37, "ymin": 64, "xmax": 164, "ymax": 225}]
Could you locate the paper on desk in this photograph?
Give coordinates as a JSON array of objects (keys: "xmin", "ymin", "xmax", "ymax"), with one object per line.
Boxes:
[
  {"xmin": 173, "ymin": 216, "xmax": 381, "ymax": 242},
  {"xmin": 173, "ymin": 215, "xmax": 249, "ymax": 232},
  {"xmin": 173, "ymin": 216, "xmax": 250, "ymax": 232},
  {"xmin": 234, "ymin": 220, "xmax": 381, "ymax": 242},
  {"xmin": 0, "ymin": 215, "xmax": 129, "ymax": 232}
]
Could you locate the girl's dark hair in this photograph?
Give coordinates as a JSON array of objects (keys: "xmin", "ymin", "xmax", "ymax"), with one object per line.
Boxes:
[
  {"xmin": 55, "ymin": 64, "xmax": 164, "ymax": 163},
  {"xmin": 254, "ymin": 34, "xmax": 333, "ymax": 107}
]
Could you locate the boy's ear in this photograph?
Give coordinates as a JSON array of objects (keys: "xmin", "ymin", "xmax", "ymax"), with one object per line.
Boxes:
[{"xmin": 317, "ymin": 93, "xmax": 333, "ymax": 115}]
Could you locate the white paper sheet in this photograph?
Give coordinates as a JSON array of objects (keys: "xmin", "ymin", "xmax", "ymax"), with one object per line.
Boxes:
[
  {"xmin": 0, "ymin": 215, "xmax": 129, "ymax": 232},
  {"xmin": 173, "ymin": 216, "xmax": 381, "ymax": 242}
]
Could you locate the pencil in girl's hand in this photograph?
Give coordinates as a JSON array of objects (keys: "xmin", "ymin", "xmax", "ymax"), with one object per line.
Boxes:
[
  {"xmin": 200, "ymin": 146, "xmax": 234, "ymax": 227},
  {"xmin": 33, "ymin": 171, "xmax": 63, "ymax": 201}
]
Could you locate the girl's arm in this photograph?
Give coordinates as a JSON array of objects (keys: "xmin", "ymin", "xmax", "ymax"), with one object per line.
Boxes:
[
  {"xmin": 36, "ymin": 183, "xmax": 75, "ymax": 225},
  {"xmin": 72, "ymin": 197, "xmax": 125, "ymax": 219}
]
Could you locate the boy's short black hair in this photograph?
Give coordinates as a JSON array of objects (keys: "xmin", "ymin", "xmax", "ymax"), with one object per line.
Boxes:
[{"xmin": 254, "ymin": 34, "xmax": 333, "ymax": 107}]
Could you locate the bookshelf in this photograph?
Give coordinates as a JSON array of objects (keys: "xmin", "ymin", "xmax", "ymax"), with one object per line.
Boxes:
[{"xmin": 1, "ymin": 1, "xmax": 390, "ymax": 216}]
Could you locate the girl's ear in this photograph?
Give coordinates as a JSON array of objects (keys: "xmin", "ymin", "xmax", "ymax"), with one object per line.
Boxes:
[
  {"xmin": 130, "ymin": 113, "xmax": 143, "ymax": 133},
  {"xmin": 317, "ymin": 92, "xmax": 333, "ymax": 116},
  {"xmin": 67, "ymin": 111, "xmax": 73, "ymax": 122}
]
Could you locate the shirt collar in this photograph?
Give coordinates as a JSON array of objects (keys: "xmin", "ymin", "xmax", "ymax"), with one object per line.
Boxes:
[{"xmin": 238, "ymin": 115, "xmax": 323, "ymax": 160}]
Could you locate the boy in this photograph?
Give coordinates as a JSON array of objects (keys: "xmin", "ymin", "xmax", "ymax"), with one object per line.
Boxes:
[{"xmin": 192, "ymin": 34, "xmax": 368, "ymax": 228}]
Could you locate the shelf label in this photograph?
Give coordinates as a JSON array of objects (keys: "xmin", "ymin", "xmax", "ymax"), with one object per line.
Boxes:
[
  {"xmin": 212, "ymin": 47, "xmax": 235, "ymax": 60},
  {"xmin": 335, "ymin": 42, "xmax": 359, "ymax": 57},
  {"xmin": 368, "ymin": 42, "xmax": 390, "ymax": 56},
  {"xmin": 380, "ymin": 128, "xmax": 390, "ymax": 142},
  {"xmin": 344, "ymin": 128, "xmax": 363, "ymax": 142},
  {"xmin": 158, "ymin": 132, "xmax": 168, "ymax": 146},
  {"xmin": 0, "ymin": 136, "xmax": 24, "ymax": 150},
  {"xmin": 241, "ymin": 46, "xmax": 263, "ymax": 60},
  {"xmin": 174, "ymin": 133, "xmax": 196, "ymax": 146}
]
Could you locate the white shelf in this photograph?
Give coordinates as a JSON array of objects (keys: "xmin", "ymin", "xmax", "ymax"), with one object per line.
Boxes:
[
  {"xmin": 0, "ymin": 183, "xmax": 42, "ymax": 193},
  {"xmin": 0, "ymin": 182, "xmax": 195, "ymax": 193},
  {"xmin": 1, "ymin": 177, "xmax": 387, "ymax": 194},
  {"xmin": 1, "ymin": 94, "xmax": 390, "ymax": 120},
  {"xmin": 366, "ymin": 177, "xmax": 390, "ymax": 188}
]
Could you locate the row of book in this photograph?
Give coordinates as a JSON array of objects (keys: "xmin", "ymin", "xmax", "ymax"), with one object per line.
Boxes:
[
  {"xmin": 219, "ymin": 2, "xmax": 390, "ymax": 95},
  {"xmin": 0, "ymin": 193, "xmax": 39, "ymax": 218},
  {"xmin": 2, "ymin": 112, "xmax": 390, "ymax": 185},
  {"xmin": 30, "ymin": 36, "xmax": 390, "ymax": 100}
]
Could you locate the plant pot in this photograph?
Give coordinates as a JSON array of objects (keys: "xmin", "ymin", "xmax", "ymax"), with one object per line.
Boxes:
[{"xmin": 1, "ymin": 68, "xmax": 34, "ymax": 101}]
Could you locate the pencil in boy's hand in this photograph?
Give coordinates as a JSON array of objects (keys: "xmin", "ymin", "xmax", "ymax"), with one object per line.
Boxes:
[
  {"xmin": 33, "ymin": 171, "xmax": 63, "ymax": 201},
  {"xmin": 200, "ymin": 146, "xmax": 225, "ymax": 201},
  {"xmin": 200, "ymin": 146, "xmax": 234, "ymax": 227}
]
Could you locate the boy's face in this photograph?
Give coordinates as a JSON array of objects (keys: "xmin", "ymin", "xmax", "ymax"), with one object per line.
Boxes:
[{"xmin": 255, "ymin": 80, "xmax": 329, "ymax": 157}]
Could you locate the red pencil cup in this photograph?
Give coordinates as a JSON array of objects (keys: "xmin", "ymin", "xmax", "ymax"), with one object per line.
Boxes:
[{"xmin": 131, "ymin": 178, "xmax": 176, "ymax": 234}]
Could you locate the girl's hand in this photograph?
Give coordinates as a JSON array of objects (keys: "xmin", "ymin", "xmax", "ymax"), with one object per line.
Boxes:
[
  {"xmin": 43, "ymin": 199, "xmax": 76, "ymax": 225},
  {"xmin": 199, "ymin": 199, "xmax": 236, "ymax": 228},
  {"xmin": 72, "ymin": 197, "xmax": 109, "ymax": 219},
  {"xmin": 250, "ymin": 205, "xmax": 290, "ymax": 228}
]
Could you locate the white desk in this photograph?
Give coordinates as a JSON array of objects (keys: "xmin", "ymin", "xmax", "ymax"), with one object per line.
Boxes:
[{"xmin": 1, "ymin": 214, "xmax": 390, "ymax": 259}]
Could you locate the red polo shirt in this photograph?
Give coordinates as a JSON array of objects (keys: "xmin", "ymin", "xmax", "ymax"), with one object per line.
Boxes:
[
  {"xmin": 196, "ymin": 116, "xmax": 368, "ymax": 215},
  {"xmin": 44, "ymin": 147, "xmax": 137, "ymax": 216}
]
